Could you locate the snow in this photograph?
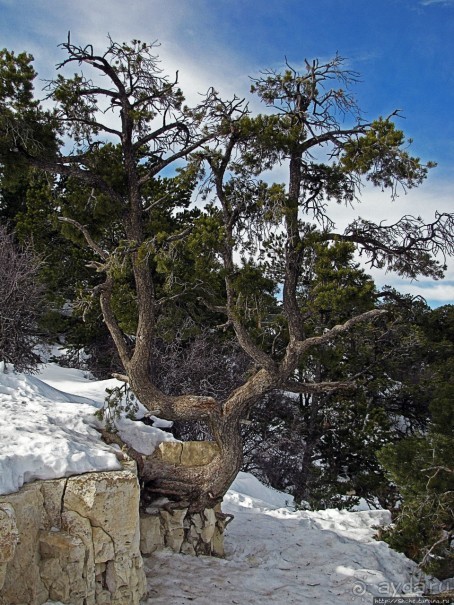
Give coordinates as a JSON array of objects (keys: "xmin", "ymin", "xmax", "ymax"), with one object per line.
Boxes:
[
  {"xmin": 0, "ymin": 358, "xmax": 448, "ymax": 603},
  {"xmin": 0, "ymin": 360, "xmax": 176, "ymax": 495},
  {"xmin": 143, "ymin": 475, "xmax": 441, "ymax": 604}
]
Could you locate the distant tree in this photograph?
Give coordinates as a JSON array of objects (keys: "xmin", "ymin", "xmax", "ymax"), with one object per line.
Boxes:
[
  {"xmin": 1, "ymin": 37, "xmax": 453, "ymax": 513},
  {"xmin": 378, "ymin": 305, "xmax": 454, "ymax": 580},
  {"xmin": 0, "ymin": 224, "xmax": 45, "ymax": 372}
]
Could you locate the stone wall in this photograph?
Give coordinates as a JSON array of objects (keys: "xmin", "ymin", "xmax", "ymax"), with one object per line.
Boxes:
[
  {"xmin": 0, "ymin": 462, "xmax": 146, "ymax": 605},
  {"xmin": 0, "ymin": 441, "xmax": 228, "ymax": 605},
  {"xmin": 140, "ymin": 503, "xmax": 228, "ymax": 558},
  {"xmin": 140, "ymin": 440, "xmax": 230, "ymax": 557}
]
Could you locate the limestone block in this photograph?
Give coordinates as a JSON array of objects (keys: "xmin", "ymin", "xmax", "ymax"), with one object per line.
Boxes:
[
  {"xmin": 155, "ymin": 441, "xmax": 183, "ymax": 464},
  {"xmin": 95, "ymin": 586, "xmax": 113, "ymax": 605},
  {"xmin": 39, "ymin": 528, "xmax": 86, "ymax": 562},
  {"xmin": 160, "ymin": 509, "xmax": 187, "ymax": 553},
  {"xmin": 0, "ymin": 503, "xmax": 18, "ymax": 564},
  {"xmin": 165, "ymin": 528, "xmax": 185, "ymax": 552},
  {"xmin": 126, "ymin": 556, "xmax": 146, "ymax": 605},
  {"xmin": 62, "ymin": 509, "xmax": 96, "ymax": 590},
  {"xmin": 40, "ymin": 479, "xmax": 66, "ymax": 530},
  {"xmin": 0, "ymin": 484, "xmax": 48, "ymax": 605},
  {"xmin": 200, "ymin": 509, "xmax": 216, "ymax": 543},
  {"xmin": 180, "ymin": 441, "xmax": 219, "ymax": 466},
  {"xmin": 63, "ymin": 466, "xmax": 141, "ymax": 558},
  {"xmin": 95, "ymin": 585, "xmax": 112, "ymax": 605},
  {"xmin": 0, "ymin": 465, "xmax": 146, "ymax": 605},
  {"xmin": 140, "ymin": 513, "xmax": 164, "ymax": 554},
  {"xmin": 180, "ymin": 541, "xmax": 196, "ymax": 556},
  {"xmin": 92, "ymin": 526, "xmax": 115, "ymax": 563},
  {"xmin": 212, "ymin": 526, "xmax": 225, "ymax": 557},
  {"xmin": 156, "ymin": 441, "xmax": 220, "ymax": 466},
  {"xmin": 0, "ymin": 566, "xmax": 6, "ymax": 596},
  {"xmin": 190, "ymin": 512, "xmax": 205, "ymax": 532},
  {"xmin": 39, "ymin": 529, "xmax": 87, "ymax": 602},
  {"xmin": 160, "ymin": 507, "xmax": 187, "ymax": 530}
]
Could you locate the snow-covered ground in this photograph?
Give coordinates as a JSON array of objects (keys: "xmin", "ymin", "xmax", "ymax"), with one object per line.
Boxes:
[
  {"xmin": 0, "ymin": 356, "xmax": 449, "ymax": 604},
  {"xmin": 143, "ymin": 474, "xmax": 443, "ymax": 604},
  {"xmin": 0, "ymin": 356, "xmax": 176, "ymax": 495}
]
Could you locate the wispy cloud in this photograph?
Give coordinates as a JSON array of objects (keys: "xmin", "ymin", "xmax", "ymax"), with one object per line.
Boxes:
[
  {"xmin": 3, "ymin": 0, "xmax": 253, "ymax": 105},
  {"xmin": 394, "ymin": 282, "xmax": 454, "ymax": 306},
  {"xmin": 420, "ymin": 0, "xmax": 454, "ymax": 5}
]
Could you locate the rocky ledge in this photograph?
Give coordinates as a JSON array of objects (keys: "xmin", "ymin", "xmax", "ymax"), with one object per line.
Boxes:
[
  {"xmin": 0, "ymin": 461, "xmax": 146, "ymax": 605},
  {"xmin": 0, "ymin": 442, "xmax": 229, "ymax": 605}
]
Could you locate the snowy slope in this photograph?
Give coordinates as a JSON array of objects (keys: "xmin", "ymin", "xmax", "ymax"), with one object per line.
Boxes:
[
  {"xmin": 0, "ymin": 360, "xmax": 176, "ymax": 495},
  {"xmin": 0, "ymin": 359, "xmax": 448, "ymax": 604}
]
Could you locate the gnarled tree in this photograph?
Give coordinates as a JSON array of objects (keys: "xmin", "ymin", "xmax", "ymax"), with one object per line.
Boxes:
[{"xmin": 1, "ymin": 39, "xmax": 453, "ymax": 511}]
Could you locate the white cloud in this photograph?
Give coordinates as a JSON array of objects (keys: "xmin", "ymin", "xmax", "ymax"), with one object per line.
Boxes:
[
  {"xmin": 420, "ymin": 0, "xmax": 454, "ymax": 5},
  {"xmin": 3, "ymin": 0, "xmax": 254, "ymax": 107},
  {"xmin": 392, "ymin": 281, "xmax": 454, "ymax": 305}
]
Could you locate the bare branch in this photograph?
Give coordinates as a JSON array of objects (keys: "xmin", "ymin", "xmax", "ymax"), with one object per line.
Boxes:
[
  {"xmin": 111, "ymin": 373, "xmax": 130, "ymax": 383},
  {"xmin": 331, "ymin": 212, "xmax": 454, "ymax": 279}
]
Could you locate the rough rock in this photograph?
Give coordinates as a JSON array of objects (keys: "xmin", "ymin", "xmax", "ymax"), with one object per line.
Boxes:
[
  {"xmin": 0, "ymin": 503, "xmax": 19, "ymax": 591},
  {"xmin": 140, "ymin": 504, "xmax": 226, "ymax": 557},
  {"xmin": 0, "ymin": 462, "xmax": 146, "ymax": 605},
  {"xmin": 155, "ymin": 440, "xmax": 220, "ymax": 466}
]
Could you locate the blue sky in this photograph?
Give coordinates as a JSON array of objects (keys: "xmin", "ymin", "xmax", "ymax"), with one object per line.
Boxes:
[{"xmin": 0, "ymin": 0, "xmax": 453, "ymax": 305}]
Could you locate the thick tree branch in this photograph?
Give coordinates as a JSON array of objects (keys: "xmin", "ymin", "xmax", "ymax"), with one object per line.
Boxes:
[
  {"xmin": 326, "ymin": 212, "xmax": 454, "ymax": 279},
  {"xmin": 13, "ymin": 146, "xmax": 122, "ymax": 204},
  {"xmin": 58, "ymin": 116, "xmax": 122, "ymax": 138},
  {"xmin": 280, "ymin": 308, "xmax": 387, "ymax": 377},
  {"xmin": 57, "ymin": 216, "xmax": 108, "ymax": 260},
  {"xmin": 99, "ymin": 276, "xmax": 132, "ymax": 368},
  {"xmin": 133, "ymin": 121, "xmax": 190, "ymax": 151},
  {"xmin": 139, "ymin": 133, "xmax": 214, "ymax": 185}
]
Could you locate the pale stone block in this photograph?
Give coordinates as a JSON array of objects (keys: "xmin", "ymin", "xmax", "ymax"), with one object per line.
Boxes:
[
  {"xmin": 180, "ymin": 441, "xmax": 219, "ymax": 466},
  {"xmin": 0, "ymin": 465, "xmax": 146, "ymax": 605},
  {"xmin": 0, "ymin": 565, "xmax": 6, "ymax": 593},
  {"xmin": 0, "ymin": 484, "xmax": 47, "ymax": 605},
  {"xmin": 155, "ymin": 441, "xmax": 183, "ymax": 464},
  {"xmin": 191, "ymin": 512, "xmax": 205, "ymax": 532},
  {"xmin": 160, "ymin": 507, "xmax": 187, "ymax": 530},
  {"xmin": 62, "ymin": 509, "xmax": 96, "ymax": 601},
  {"xmin": 200, "ymin": 507, "xmax": 216, "ymax": 543},
  {"xmin": 48, "ymin": 573, "xmax": 71, "ymax": 603},
  {"xmin": 105, "ymin": 559, "xmax": 118, "ymax": 594},
  {"xmin": 0, "ymin": 503, "xmax": 18, "ymax": 563},
  {"xmin": 39, "ymin": 528, "xmax": 86, "ymax": 562},
  {"xmin": 156, "ymin": 441, "xmax": 220, "ymax": 466},
  {"xmin": 180, "ymin": 541, "xmax": 196, "ymax": 556},
  {"xmin": 39, "ymin": 478, "xmax": 66, "ymax": 530},
  {"xmin": 212, "ymin": 526, "xmax": 225, "ymax": 557},
  {"xmin": 165, "ymin": 528, "xmax": 185, "ymax": 552},
  {"xmin": 201, "ymin": 523, "xmax": 216, "ymax": 543},
  {"xmin": 95, "ymin": 561, "xmax": 106, "ymax": 581},
  {"xmin": 39, "ymin": 528, "xmax": 88, "ymax": 603},
  {"xmin": 92, "ymin": 526, "xmax": 115, "ymax": 563},
  {"xmin": 64, "ymin": 468, "xmax": 141, "ymax": 558},
  {"xmin": 140, "ymin": 513, "xmax": 164, "ymax": 554}
]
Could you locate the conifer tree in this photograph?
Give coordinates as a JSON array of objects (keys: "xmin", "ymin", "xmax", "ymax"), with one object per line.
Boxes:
[
  {"xmin": 379, "ymin": 305, "xmax": 454, "ymax": 579},
  {"xmin": 1, "ymin": 39, "xmax": 453, "ymax": 512}
]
